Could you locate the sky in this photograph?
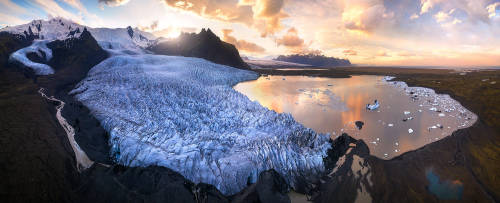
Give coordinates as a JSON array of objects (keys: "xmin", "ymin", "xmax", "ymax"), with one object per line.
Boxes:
[{"xmin": 1, "ymin": 0, "xmax": 499, "ymax": 66}]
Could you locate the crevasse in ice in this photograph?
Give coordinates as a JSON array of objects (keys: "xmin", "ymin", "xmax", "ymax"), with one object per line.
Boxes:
[{"xmin": 70, "ymin": 54, "xmax": 331, "ymax": 195}]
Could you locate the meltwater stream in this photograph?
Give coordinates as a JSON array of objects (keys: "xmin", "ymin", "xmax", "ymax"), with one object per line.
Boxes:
[
  {"xmin": 234, "ymin": 75, "xmax": 477, "ymax": 159},
  {"xmin": 38, "ymin": 88, "xmax": 94, "ymax": 171}
]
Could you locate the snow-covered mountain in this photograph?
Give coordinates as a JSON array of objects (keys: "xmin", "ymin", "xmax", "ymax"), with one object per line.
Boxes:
[{"xmin": 0, "ymin": 17, "xmax": 157, "ymax": 54}]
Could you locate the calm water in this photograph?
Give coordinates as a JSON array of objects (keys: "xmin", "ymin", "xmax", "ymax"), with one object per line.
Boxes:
[{"xmin": 234, "ymin": 75, "xmax": 476, "ymax": 159}]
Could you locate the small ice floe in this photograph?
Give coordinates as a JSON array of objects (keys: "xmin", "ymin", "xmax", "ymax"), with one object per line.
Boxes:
[
  {"xmin": 436, "ymin": 124, "xmax": 443, "ymax": 129},
  {"xmin": 395, "ymin": 142, "xmax": 399, "ymax": 146},
  {"xmin": 438, "ymin": 113, "xmax": 446, "ymax": 117},
  {"xmin": 402, "ymin": 117, "xmax": 414, "ymax": 122},
  {"xmin": 383, "ymin": 76, "xmax": 396, "ymax": 81},
  {"xmin": 408, "ymin": 128, "xmax": 414, "ymax": 134},
  {"xmin": 418, "ymin": 109, "xmax": 423, "ymax": 113},
  {"xmin": 404, "ymin": 111, "xmax": 411, "ymax": 115},
  {"xmin": 376, "ymin": 138, "xmax": 380, "ymax": 141},
  {"xmin": 429, "ymin": 107, "xmax": 438, "ymax": 112},
  {"xmin": 388, "ymin": 123, "xmax": 394, "ymax": 127},
  {"xmin": 366, "ymin": 100, "xmax": 380, "ymax": 110},
  {"xmin": 384, "ymin": 153, "xmax": 389, "ymax": 157},
  {"xmin": 394, "ymin": 149, "xmax": 399, "ymax": 152},
  {"xmin": 370, "ymin": 141, "xmax": 378, "ymax": 145}
]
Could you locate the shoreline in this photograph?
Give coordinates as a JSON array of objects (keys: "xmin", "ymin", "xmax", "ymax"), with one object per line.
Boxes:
[{"xmin": 252, "ymin": 66, "xmax": 500, "ymax": 202}]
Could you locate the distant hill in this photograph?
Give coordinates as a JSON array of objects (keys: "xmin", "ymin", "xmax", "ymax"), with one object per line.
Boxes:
[
  {"xmin": 275, "ymin": 54, "xmax": 351, "ymax": 67},
  {"xmin": 147, "ymin": 28, "xmax": 250, "ymax": 70}
]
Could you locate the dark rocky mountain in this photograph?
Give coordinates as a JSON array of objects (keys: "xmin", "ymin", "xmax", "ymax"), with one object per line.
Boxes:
[
  {"xmin": 148, "ymin": 28, "xmax": 250, "ymax": 70},
  {"xmin": 276, "ymin": 54, "xmax": 351, "ymax": 67}
]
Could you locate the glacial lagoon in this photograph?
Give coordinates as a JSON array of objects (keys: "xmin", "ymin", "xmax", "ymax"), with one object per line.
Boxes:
[{"xmin": 234, "ymin": 75, "xmax": 477, "ymax": 159}]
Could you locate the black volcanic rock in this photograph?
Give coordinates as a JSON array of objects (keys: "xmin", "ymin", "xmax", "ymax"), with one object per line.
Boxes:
[
  {"xmin": 148, "ymin": 28, "xmax": 250, "ymax": 70},
  {"xmin": 232, "ymin": 170, "xmax": 291, "ymax": 203},
  {"xmin": 276, "ymin": 54, "xmax": 351, "ymax": 67}
]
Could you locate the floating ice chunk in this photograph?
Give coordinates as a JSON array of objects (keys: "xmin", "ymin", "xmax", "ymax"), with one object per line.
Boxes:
[
  {"xmin": 402, "ymin": 117, "xmax": 413, "ymax": 122},
  {"xmin": 395, "ymin": 142, "xmax": 399, "ymax": 146},
  {"xmin": 366, "ymin": 100, "xmax": 379, "ymax": 110},
  {"xmin": 429, "ymin": 107, "xmax": 438, "ymax": 112},
  {"xmin": 438, "ymin": 113, "xmax": 446, "ymax": 117},
  {"xmin": 404, "ymin": 111, "xmax": 411, "ymax": 115},
  {"xmin": 388, "ymin": 123, "xmax": 394, "ymax": 127},
  {"xmin": 382, "ymin": 76, "xmax": 395, "ymax": 81},
  {"xmin": 9, "ymin": 40, "xmax": 54, "ymax": 75},
  {"xmin": 408, "ymin": 128, "xmax": 414, "ymax": 134}
]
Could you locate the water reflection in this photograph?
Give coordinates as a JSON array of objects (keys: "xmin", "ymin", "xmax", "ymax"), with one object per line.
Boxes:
[{"xmin": 234, "ymin": 75, "xmax": 475, "ymax": 159}]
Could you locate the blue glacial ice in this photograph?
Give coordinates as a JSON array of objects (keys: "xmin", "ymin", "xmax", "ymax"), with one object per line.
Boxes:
[
  {"xmin": 9, "ymin": 40, "xmax": 54, "ymax": 75},
  {"xmin": 70, "ymin": 54, "xmax": 331, "ymax": 195}
]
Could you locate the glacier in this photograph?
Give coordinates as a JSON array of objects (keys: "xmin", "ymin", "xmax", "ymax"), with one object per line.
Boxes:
[
  {"xmin": 70, "ymin": 54, "xmax": 331, "ymax": 195},
  {"xmin": 9, "ymin": 40, "xmax": 54, "ymax": 75}
]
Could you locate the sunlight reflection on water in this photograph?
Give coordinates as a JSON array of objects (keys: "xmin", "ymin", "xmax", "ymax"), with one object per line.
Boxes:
[{"xmin": 234, "ymin": 75, "xmax": 476, "ymax": 159}]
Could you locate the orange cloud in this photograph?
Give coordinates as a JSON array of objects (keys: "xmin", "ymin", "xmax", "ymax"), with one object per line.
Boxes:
[
  {"xmin": 343, "ymin": 49, "xmax": 357, "ymax": 56},
  {"xmin": 341, "ymin": 0, "xmax": 393, "ymax": 32},
  {"xmin": 376, "ymin": 51, "xmax": 390, "ymax": 57},
  {"xmin": 222, "ymin": 29, "xmax": 265, "ymax": 53},
  {"xmin": 161, "ymin": 0, "xmax": 287, "ymax": 36},
  {"xmin": 138, "ymin": 21, "xmax": 159, "ymax": 32},
  {"xmin": 276, "ymin": 27, "xmax": 304, "ymax": 47}
]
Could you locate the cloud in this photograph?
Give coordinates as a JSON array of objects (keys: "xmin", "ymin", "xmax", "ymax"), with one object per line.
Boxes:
[
  {"xmin": 343, "ymin": 49, "xmax": 357, "ymax": 56},
  {"xmin": 419, "ymin": 0, "xmax": 491, "ymax": 23},
  {"xmin": 376, "ymin": 50, "xmax": 390, "ymax": 57},
  {"xmin": 98, "ymin": 0, "xmax": 130, "ymax": 7},
  {"xmin": 434, "ymin": 11, "xmax": 450, "ymax": 22},
  {"xmin": 397, "ymin": 51, "xmax": 416, "ymax": 57},
  {"xmin": 29, "ymin": 0, "xmax": 84, "ymax": 23},
  {"xmin": 222, "ymin": 29, "xmax": 265, "ymax": 53},
  {"xmin": 341, "ymin": 0, "xmax": 394, "ymax": 32},
  {"xmin": 276, "ymin": 27, "xmax": 304, "ymax": 47},
  {"xmin": 420, "ymin": 0, "xmax": 435, "ymax": 14},
  {"xmin": 487, "ymin": 2, "xmax": 500, "ymax": 18},
  {"xmin": 138, "ymin": 20, "xmax": 159, "ymax": 32},
  {"xmin": 152, "ymin": 26, "xmax": 197, "ymax": 38},
  {"xmin": 161, "ymin": 0, "xmax": 287, "ymax": 36}
]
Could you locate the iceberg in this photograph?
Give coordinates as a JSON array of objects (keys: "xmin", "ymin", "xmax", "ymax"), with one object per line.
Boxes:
[
  {"xmin": 70, "ymin": 54, "xmax": 330, "ymax": 195},
  {"xmin": 366, "ymin": 100, "xmax": 380, "ymax": 110}
]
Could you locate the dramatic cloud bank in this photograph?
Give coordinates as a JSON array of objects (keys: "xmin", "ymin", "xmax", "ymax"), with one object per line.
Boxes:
[
  {"xmin": 222, "ymin": 29, "xmax": 265, "ymax": 53},
  {"xmin": 0, "ymin": 0, "xmax": 499, "ymax": 66}
]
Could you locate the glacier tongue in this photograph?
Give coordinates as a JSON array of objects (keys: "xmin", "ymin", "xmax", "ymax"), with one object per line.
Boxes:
[
  {"xmin": 9, "ymin": 40, "xmax": 54, "ymax": 75},
  {"xmin": 70, "ymin": 54, "xmax": 330, "ymax": 195}
]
